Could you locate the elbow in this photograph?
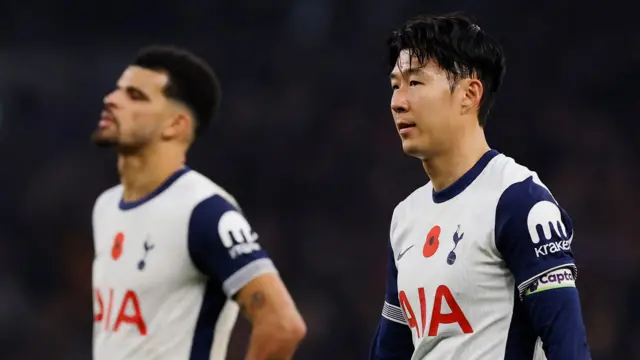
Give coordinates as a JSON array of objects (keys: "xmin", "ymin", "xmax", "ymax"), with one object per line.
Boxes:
[
  {"xmin": 292, "ymin": 318, "xmax": 307, "ymax": 342},
  {"xmin": 257, "ymin": 313, "xmax": 307, "ymax": 343},
  {"xmin": 249, "ymin": 315, "xmax": 307, "ymax": 358},
  {"xmin": 282, "ymin": 315, "xmax": 307, "ymax": 344},
  {"xmin": 274, "ymin": 314, "xmax": 307, "ymax": 349}
]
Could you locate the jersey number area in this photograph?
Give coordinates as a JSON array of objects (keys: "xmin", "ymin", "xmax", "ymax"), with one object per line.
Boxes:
[
  {"xmin": 94, "ymin": 288, "xmax": 148, "ymax": 336},
  {"xmin": 399, "ymin": 285, "xmax": 473, "ymax": 338}
]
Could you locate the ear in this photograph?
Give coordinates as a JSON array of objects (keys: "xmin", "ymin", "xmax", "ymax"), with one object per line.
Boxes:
[
  {"xmin": 161, "ymin": 111, "xmax": 192, "ymax": 141},
  {"xmin": 460, "ymin": 78, "xmax": 483, "ymax": 115}
]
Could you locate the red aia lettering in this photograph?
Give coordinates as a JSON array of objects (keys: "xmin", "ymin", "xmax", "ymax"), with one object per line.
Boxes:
[
  {"xmin": 94, "ymin": 288, "xmax": 148, "ymax": 336},
  {"xmin": 94, "ymin": 289, "xmax": 104, "ymax": 322},
  {"xmin": 399, "ymin": 285, "xmax": 473, "ymax": 338}
]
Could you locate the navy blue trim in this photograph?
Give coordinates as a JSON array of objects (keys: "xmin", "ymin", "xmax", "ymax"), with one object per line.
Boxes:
[
  {"xmin": 369, "ymin": 318, "xmax": 414, "ymax": 360},
  {"xmin": 432, "ymin": 150, "xmax": 499, "ymax": 203},
  {"xmin": 189, "ymin": 279, "xmax": 226, "ymax": 359},
  {"xmin": 188, "ymin": 194, "xmax": 269, "ymax": 289},
  {"xmin": 385, "ymin": 239, "xmax": 401, "ymax": 306},
  {"xmin": 370, "ymin": 239, "xmax": 414, "ymax": 359},
  {"xmin": 504, "ymin": 288, "xmax": 537, "ymax": 359},
  {"xmin": 119, "ymin": 167, "xmax": 191, "ymax": 210},
  {"xmin": 523, "ymin": 287, "xmax": 591, "ymax": 359}
]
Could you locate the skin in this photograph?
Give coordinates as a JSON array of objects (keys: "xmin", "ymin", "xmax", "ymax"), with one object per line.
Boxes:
[
  {"xmin": 92, "ymin": 65, "xmax": 193, "ymax": 202},
  {"xmin": 235, "ymin": 273, "xmax": 307, "ymax": 360},
  {"xmin": 92, "ymin": 65, "xmax": 194, "ymax": 153},
  {"xmin": 389, "ymin": 49, "xmax": 491, "ymax": 191}
]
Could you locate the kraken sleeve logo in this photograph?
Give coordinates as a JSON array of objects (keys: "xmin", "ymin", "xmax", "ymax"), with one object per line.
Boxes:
[
  {"xmin": 218, "ymin": 210, "xmax": 260, "ymax": 258},
  {"xmin": 526, "ymin": 201, "xmax": 569, "ymax": 244}
]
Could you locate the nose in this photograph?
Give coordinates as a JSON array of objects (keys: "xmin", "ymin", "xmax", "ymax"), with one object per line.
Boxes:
[
  {"xmin": 103, "ymin": 89, "xmax": 119, "ymax": 108},
  {"xmin": 391, "ymin": 91, "xmax": 408, "ymax": 114}
]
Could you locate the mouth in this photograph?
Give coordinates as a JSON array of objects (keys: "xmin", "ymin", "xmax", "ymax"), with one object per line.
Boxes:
[
  {"xmin": 99, "ymin": 111, "xmax": 116, "ymax": 127},
  {"xmin": 397, "ymin": 121, "xmax": 416, "ymax": 134}
]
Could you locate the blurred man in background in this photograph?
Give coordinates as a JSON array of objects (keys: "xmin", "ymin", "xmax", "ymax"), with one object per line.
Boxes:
[
  {"xmin": 370, "ymin": 13, "xmax": 590, "ymax": 360},
  {"xmin": 91, "ymin": 45, "xmax": 306, "ymax": 360}
]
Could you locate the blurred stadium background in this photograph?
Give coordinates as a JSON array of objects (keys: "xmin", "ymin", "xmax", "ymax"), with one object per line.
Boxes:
[{"xmin": 1, "ymin": 0, "xmax": 638, "ymax": 359}]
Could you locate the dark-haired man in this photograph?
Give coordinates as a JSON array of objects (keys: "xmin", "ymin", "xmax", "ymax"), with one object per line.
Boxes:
[
  {"xmin": 91, "ymin": 46, "xmax": 305, "ymax": 360},
  {"xmin": 370, "ymin": 14, "xmax": 591, "ymax": 360}
]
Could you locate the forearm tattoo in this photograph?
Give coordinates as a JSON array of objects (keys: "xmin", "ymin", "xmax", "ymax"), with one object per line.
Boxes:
[{"xmin": 240, "ymin": 291, "xmax": 266, "ymax": 320}]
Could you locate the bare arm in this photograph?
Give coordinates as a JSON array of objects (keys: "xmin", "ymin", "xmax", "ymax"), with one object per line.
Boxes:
[{"xmin": 235, "ymin": 272, "xmax": 307, "ymax": 360}]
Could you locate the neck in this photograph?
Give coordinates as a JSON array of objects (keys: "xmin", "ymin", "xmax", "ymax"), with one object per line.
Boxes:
[
  {"xmin": 422, "ymin": 126, "xmax": 490, "ymax": 192},
  {"xmin": 118, "ymin": 145, "xmax": 186, "ymax": 203}
]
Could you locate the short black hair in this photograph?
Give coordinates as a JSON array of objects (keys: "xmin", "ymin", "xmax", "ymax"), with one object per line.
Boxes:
[
  {"xmin": 387, "ymin": 13, "xmax": 506, "ymax": 126},
  {"xmin": 133, "ymin": 45, "xmax": 222, "ymax": 137}
]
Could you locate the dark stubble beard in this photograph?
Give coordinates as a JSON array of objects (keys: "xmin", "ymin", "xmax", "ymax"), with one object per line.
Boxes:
[
  {"xmin": 91, "ymin": 129, "xmax": 118, "ymax": 148},
  {"xmin": 91, "ymin": 129, "xmax": 145, "ymax": 156}
]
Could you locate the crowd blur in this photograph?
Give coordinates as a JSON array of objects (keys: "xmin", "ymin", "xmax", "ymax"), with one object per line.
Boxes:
[{"xmin": 0, "ymin": 0, "xmax": 638, "ymax": 359}]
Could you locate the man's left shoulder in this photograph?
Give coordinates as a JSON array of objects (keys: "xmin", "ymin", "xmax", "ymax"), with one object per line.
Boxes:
[
  {"xmin": 498, "ymin": 178, "xmax": 558, "ymax": 215},
  {"xmin": 484, "ymin": 154, "xmax": 557, "ymax": 206},
  {"xmin": 488, "ymin": 155, "xmax": 573, "ymax": 246},
  {"xmin": 496, "ymin": 174, "xmax": 570, "ymax": 244},
  {"xmin": 491, "ymin": 157, "xmax": 574, "ymax": 259},
  {"xmin": 181, "ymin": 171, "xmax": 240, "ymax": 208}
]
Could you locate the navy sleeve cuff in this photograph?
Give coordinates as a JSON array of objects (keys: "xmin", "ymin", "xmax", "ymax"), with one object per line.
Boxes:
[
  {"xmin": 370, "ymin": 317, "xmax": 414, "ymax": 360},
  {"xmin": 523, "ymin": 285, "xmax": 591, "ymax": 359}
]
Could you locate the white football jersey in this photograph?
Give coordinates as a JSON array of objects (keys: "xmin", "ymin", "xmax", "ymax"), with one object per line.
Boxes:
[
  {"xmin": 92, "ymin": 167, "xmax": 277, "ymax": 360},
  {"xmin": 380, "ymin": 150, "xmax": 577, "ymax": 360}
]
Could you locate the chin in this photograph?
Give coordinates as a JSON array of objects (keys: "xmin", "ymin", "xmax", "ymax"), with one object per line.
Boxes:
[
  {"xmin": 401, "ymin": 141, "xmax": 426, "ymax": 159},
  {"xmin": 91, "ymin": 131, "xmax": 118, "ymax": 148}
]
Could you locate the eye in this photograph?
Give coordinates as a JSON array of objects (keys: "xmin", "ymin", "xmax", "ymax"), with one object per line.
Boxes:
[
  {"xmin": 391, "ymin": 84, "xmax": 400, "ymax": 90},
  {"xmin": 126, "ymin": 88, "xmax": 148, "ymax": 101},
  {"xmin": 409, "ymin": 80, "xmax": 421, "ymax": 87}
]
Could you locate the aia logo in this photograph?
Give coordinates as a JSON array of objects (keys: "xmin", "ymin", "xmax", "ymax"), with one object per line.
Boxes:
[
  {"xmin": 111, "ymin": 232, "xmax": 125, "ymax": 260},
  {"xmin": 423, "ymin": 225, "xmax": 441, "ymax": 258},
  {"xmin": 399, "ymin": 285, "xmax": 473, "ymax": 338},
  {"xmin": 94, "ymin": 288, "xmax": 147, "ymax": 336}
]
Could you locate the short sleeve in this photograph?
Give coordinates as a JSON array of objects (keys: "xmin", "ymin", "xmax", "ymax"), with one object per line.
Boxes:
[
  {"xmin": 370, "ymin": 239, "xmax": 413, "ymax": 360},
  {"xmin": 381, "ymin": 239, "xmax": 407, "ymax": 324},
  {"xmin": 188, "ymin": 195, "xmax": 277, "ymax": 297},
  {"xmin": 495, "ymin": 176, "xmax": 577, "ymax": 299}
]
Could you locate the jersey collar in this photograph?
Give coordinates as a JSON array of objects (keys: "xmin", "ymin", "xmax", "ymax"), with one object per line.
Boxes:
[
  {"xmin": 119, "ymin": 167, "xmax": 191, "ymax": 210},
  {"xmin": 432, "ymin": 150, "xmax": 499, "ymax": 204}
]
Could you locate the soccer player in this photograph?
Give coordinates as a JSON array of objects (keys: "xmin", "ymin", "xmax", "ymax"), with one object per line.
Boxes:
[
  {"xmin": 90, "ymin": 46, "xmax": 306, "ymax": 360},
  {"xmin": 370, "ymin": 14, "xmax": 591, "ymax": 360}
]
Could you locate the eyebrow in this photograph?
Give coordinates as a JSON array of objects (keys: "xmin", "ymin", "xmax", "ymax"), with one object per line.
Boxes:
[{"xmin": 389, "ymin": 67, "xmax": 422, "ymax": 81}]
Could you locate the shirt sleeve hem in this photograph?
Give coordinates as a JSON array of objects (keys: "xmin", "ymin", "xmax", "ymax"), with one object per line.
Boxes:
[{"xmin": 222, "ymin": 258, "xmax": 278, "ymax": 297}]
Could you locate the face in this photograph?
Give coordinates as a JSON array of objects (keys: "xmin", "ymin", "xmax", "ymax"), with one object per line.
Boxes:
[
  {"xmin": 389, "ymin": 50, "xmax": 479, "ymax": 159},
  {"xmin": 92, "ymin": 66, "xmax": 177, "ymax": 153}
]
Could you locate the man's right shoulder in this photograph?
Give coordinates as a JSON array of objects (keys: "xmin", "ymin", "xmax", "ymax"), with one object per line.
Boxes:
[
  {"xmin": 94, "ymin": 184, "xmax": 123, "ymax": 210},
  {"xmin": 92, "ymin": 185, "xmax": 123, "ymax": 229},
  {"xmin": 390, "ymin": 182, "xmax": 432, "ymax": 235}
]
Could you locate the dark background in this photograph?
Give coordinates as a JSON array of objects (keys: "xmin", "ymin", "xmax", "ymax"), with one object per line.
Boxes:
[{"xmin": 1, "ymin": 1, "xmax": 638, "ymax": 359}]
